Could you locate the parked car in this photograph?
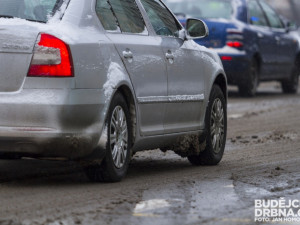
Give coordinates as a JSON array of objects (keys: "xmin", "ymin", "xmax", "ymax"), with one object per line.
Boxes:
[
  {"xmin": 165, "ymin": 0, "xmax": 300, "ymax": 96},
  {"xmin": 0, "ymin": 0, "xmax": 227, "ymax": 182}
]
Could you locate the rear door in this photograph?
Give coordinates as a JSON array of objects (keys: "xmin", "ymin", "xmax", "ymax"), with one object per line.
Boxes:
[
  {"xmin": 259, "ymin": 0, "xmax": 296, "ymax": 78},
  {"xmin": 140, "ymin": 0, "xmax": 206, "ymax": 134},
  {"xmin": 95, "ymin": 0, "xmax": 168, "ymax": 136},
  {"xmin": 248, "ymin": 0, "xmax": 277, "ymax": 79}
]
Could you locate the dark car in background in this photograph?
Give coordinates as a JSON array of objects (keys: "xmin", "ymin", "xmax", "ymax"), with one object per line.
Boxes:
[{"xmin": 165, "ymin": 0, "xmax": 300, "ymax": 96}]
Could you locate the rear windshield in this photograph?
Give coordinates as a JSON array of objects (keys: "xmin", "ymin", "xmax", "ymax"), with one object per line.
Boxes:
[
  {"xmin": 0, "ymin": 0, "xmax": 65, "ymax": 23},
  {"xmin": 165, "ymin": 0, "xmax": 233, "ymax": 20}
]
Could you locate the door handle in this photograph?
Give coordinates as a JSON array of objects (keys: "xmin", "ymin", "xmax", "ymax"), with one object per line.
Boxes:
[
  {"xmin": 123, "ymin": 50, "xmax": 133, "ymax": 59},
  {"xmin": 166, "ymin": 52, "xmax": 174, "ymax": 60}
]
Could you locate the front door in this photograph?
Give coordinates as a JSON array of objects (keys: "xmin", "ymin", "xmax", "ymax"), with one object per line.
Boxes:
[
  {"xmin": 140, "ymin": 0, "xmax": 206, "ymax": 134},
  {"xmin": 161, "ymin": 37, "xmax": 206, "ymax": 133}
]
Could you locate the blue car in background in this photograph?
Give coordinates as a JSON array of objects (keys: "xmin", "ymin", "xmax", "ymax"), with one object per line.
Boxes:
[{"xmin": 165, "ymin": 0, "xmax": 300, "ymax": 96}]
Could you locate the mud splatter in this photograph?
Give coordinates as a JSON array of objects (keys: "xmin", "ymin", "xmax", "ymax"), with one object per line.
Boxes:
[{"xmin": 230, "ymin": 131, "xmax": 298, "ymax": 145}]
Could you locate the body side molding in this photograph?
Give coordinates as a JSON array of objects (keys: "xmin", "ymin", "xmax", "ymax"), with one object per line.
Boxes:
[{"xmin": 137, "ymin": 94, "xmax": 205, "ymax": 104}]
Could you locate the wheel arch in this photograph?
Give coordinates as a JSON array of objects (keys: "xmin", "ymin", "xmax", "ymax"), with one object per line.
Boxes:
[
  {"xmin": 294, "ymin": 52, "xmax": 300, "ymax": 68},
  {"xmin": 252, "ymin": 52, "xmax": 262, "ymax": 76},
  {"xmin": 213, "ymin": 73, "xmax": 228, "ymax": 103},
  {"xmin": 115, "ymin": 85, "xmax": 137, "ymax": 146}
]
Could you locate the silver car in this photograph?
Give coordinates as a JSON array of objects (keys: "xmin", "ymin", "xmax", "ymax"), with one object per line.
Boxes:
[{"xmin": 0, "ymin": 0, "xmax": 227, "ymax": 182}]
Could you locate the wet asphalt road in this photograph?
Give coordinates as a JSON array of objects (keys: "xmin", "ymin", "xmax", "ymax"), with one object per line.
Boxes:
[{"xmin": 0, "ymin": 82, "xmax": 300, "ymax": 225}]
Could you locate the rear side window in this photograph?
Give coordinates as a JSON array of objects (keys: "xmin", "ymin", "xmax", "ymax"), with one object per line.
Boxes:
[
  {"xmin": 0, "ymin": 0, "xmax": 65, "ymax": 23},
  {"xmin": 110, "ymin": 0, "xmax": 147, "ymax": 33},
  {"xmin": 248, "ymin": 0, "xmax": 268, "ymax": 27},
  {"xmin": 140, "ymin": 0, "xmax": 181, "ymax": 37},
  {"xmin": 96, "ymin": 0, "xmax": 119, "ymax": 31},
  {"xmin": 259, "ymin": 1, "xmax": 284, "ymax": 29},
  {"xmin": 96, "ymin": 0, "xmax": 147, "ymax": 34}
]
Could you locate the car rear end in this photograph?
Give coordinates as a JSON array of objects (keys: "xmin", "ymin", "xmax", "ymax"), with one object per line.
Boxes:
[
  {"xmin": 165, "ymin": 0, "xmax": 251, "ymax": 85},
  {"xmin": 210, "ymin": 25, "xmax": 251, "ymax": 86},
  {"xmin": 0, "ymin": 0, "xmax": 105, "ymax": 159}
]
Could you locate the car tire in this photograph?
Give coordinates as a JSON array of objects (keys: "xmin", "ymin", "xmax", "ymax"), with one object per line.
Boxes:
[
  {"xmin": 238, "ymin": 59, "xmax": 258, "ymax": 97},
  {"xmin": 85, "ymin": 93, "xmax": 132, "ymax": 182},
  {"xmin": 281, "ymin": 65, "xmax": 299, "ymax": 94},
  {"xmin": 188, "ymin": 85, "xmax": 227, "ymax": 166}
]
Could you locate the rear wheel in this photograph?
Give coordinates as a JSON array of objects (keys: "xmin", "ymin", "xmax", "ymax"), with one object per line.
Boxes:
[
  {"xmin": 281, "ymin": 65, "xmax": 299, "ymax": 94},
  {"xmin": 85, "ymin": 93, "xmax": 132, "ymax": 182},
  {"xmin": 188, "ymin": 85, "xmax": 227, "ymax": 165},
  {"xmin": 238, "ymin": 59, "xmax": 259, "ymax": 97}
]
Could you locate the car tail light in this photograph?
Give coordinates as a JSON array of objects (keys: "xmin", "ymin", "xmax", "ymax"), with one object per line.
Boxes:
[
  {"xmin": 221, "ymin": 56, "xmax": 233, "ymax": 61},
  {"xmin": 28, "ymin": 33, "xmax": 73, "ymax": 77},
  {"xmin": 226, "ymin": 28, "xmax": 244, "ymax": 49},
  {"xmin": 226, "ymin": 41, "xmax": 243, "ymax": 48}
]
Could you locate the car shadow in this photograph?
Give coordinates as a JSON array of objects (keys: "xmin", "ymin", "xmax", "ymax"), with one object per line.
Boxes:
[
  {"xmin": 0, "ymin": 158, "xmax": 87, "ymax": 185},
  {"xmin": 228, "ymin": 90, "xmax": 287, "ymax": 98},
  {"xmin": 228, "ymin": 82, "xmax": 300, "ymax": 99},
  {"xmin": 0, "ymin": 153, "xmax": 207, "ymax": 186}
]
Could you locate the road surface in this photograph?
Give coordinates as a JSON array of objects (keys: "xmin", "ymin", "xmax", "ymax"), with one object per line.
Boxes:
[{"xmin": 0, "ymin": 82, "xmax": 300, "ymax": 225}]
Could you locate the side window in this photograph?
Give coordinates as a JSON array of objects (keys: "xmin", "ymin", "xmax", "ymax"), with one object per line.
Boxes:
[
  {"xmin": 248, "ymin": 0, "xmax": 268, "ymax": 27},
  {"xmin": 259, "ymin": 1, "xmax": 284, "ymax": 29},
  {"xmin": 96, "ymin": 0, "xmax": 119, "ymax": 31},
  {"xmin": 110, "ymin": 0, "xmax": 147, "ymax": 34},
  {"xmin": 140, "ymin": 0, "xmax": 181, "ymax": 37},
  {"xmin": 95, "ymin": 0, "xmax": 148, "ymax": 34}
]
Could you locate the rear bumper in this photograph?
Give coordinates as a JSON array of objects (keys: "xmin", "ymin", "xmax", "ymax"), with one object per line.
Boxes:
[
  {"xmin": 214, "ymin": 47, "xmax": 251, "ymax": 85},
  {"xmin": 0, "ymin": 88, "xmax": 107, "ymax": 159}
]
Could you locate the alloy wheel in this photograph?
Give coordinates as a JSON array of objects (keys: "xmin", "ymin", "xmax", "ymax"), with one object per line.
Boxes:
[
  {"xmin": 210, "ymin": 98, "xmax": 225, "ymax": 154},
  {"xmin": 110, "ymin": 106, "xmax": 128, "ymax": 169}
]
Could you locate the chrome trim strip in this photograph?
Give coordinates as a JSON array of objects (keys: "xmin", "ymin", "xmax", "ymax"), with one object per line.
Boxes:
[{"xmin": 137, "ymin": 94, "xmax": 205, "ymax": 104}]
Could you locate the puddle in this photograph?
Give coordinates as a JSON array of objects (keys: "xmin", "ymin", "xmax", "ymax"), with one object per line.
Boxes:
[
  {"xmin": 129, "ymin": 178, "xmax": 249, "ymax": 224},
  {"xmin": 244, "ymin": 186, "xmax": 272, "ymax": 197}
]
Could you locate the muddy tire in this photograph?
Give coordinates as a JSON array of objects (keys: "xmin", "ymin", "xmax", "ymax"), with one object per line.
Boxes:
[
  {"xmin": 238, "ymin": 59, "xmax": 258, "ymax": 97},
  {"xmin": 281, "ymin": 66, "xmax": 299, "ymax": 94},
  {"xmin": 85, "ymin": 93, "xmax": 132, "ymax": 182},
  {"xmin": 188, "ymin": 85, "xmax": 227, "ymax": 166}
]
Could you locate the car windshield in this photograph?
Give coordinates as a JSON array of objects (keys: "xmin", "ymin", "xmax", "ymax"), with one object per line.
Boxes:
[
  {"xmin": 165, "ymin": 0, "xmax": 233, "ymax": 19},
  {"xmin": 0, "ymin": 0, "xmax": 65, "ymax": 23}
]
